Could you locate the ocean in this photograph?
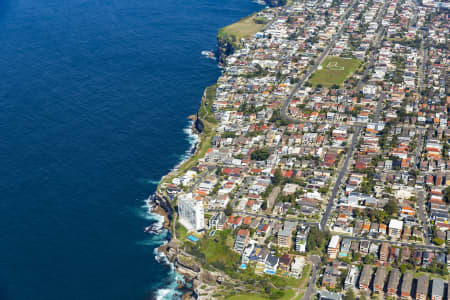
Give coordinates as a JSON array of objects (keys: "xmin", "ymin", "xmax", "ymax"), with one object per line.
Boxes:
[{"xmin": 0, "ymin": 0, "xmax": 262, "ymax": 299}]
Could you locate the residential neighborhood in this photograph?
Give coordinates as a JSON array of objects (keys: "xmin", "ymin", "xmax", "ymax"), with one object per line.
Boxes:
[{"xmin": 156, "ymin": 0, "xmax": 449, "ymax": 298}]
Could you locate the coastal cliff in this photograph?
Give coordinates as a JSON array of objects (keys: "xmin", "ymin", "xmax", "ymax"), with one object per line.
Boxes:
[
  {"xmin": 151, "ymin": 3, "xmax": 284, "ymax": 299},
  {"xmin": 268, "ymin": 0, "xmax": 287, "ymax": 6},
  {"xmin": 217, "ymin": 36, "xmax": 236, "ymax": 65}
]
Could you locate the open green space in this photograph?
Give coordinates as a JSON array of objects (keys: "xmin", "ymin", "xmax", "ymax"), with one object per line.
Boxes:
[
  {"xmin": 218, "ymin": 13, "xmax": 267, "ymax": 48},
  {"xmin": 308, "ymin": 56, "xmax": 361, "ymax": 87},
  {"xmin": 224, "ymin": 262, "xmax": 312, "ymax": 300},
  {"xmin": 185, "ymin": 229, "xmax": 241, "ymax": 273},
  {"xmin": 175, "ymin": 221, "xmax": 188, "ymax": 240}
]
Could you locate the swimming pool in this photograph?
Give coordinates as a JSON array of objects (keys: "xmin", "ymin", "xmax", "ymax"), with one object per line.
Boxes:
[{"xmin": 187, "ymin": 235, "xmax": 199, "ymax": 243}]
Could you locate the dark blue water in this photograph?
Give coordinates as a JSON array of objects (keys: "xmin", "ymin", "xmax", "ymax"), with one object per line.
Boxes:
[{"xmin": 0, "ymin": 0, "xmax": 261, "ymax": 299}]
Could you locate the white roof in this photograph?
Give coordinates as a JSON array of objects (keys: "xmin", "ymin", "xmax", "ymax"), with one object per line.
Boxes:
[
  {"xmin": 389, "ymin": 219, "xmax": 403, "ymax": 230},
  {"xmin": 329, "ymin": 235, "xmax": 340, "ymax": 248}
]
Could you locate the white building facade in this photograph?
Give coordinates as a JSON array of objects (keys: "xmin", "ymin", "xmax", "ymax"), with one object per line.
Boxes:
[{"xmin": 178, "ymin": 193, "xmax": 205, "ymax": 231}]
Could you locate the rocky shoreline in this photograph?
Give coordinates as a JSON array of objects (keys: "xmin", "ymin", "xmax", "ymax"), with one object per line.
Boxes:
[
  {"xmin": 148, "ymin": 110, "xmax": 221, "ymax": 299},
  {"xmin": 149, "ymin": 189, "xmax": 225, "ymax": 299},
  {"xmin": 148, "ymin": 2, "xmax": 283, "ymax": 296}
]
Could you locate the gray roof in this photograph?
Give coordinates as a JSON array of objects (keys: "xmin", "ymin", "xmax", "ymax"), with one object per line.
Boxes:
[
  {"xmin": 266, "ymin": 254, "xmax": 279, "ymax": 267},
  {"xmin": 431, "ymin": 278, "xmax": 444, "ymax": 297},
  {"xmin": 374, "ymin": 266, "xmax": 387, "ymax": 288},
  {"xmin": 387, "ymin": 268, "xmax": 401, "ymax": 291},
  {"xmin": 318, "ymin": 290, "xmax": 340, "ymax": 300},
  {"xmin": 284, "ymin": 220, "xmax": 298, "ymax": 230},
  {"xmin": 360, "ymin": 265, "xmax": 373, "ymax": 286},
  {"xmin": 401, "ymin": 272, "xmax": 413, "ymax": 294},
  {"xmin": 416, "ymin": 275, "xmax": 429, "ymax": 295},
  {"xmin": 278, "ymin": 227, "xmax": 292, "ymax": 237}
]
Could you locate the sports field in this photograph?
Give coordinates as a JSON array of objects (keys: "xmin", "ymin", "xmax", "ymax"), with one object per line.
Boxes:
[{"xmin": 308, "ymin": 56, "xmax": 361, "ymax": 87}]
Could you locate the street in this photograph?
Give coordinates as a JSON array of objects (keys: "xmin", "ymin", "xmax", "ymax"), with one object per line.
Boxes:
[{"xmin": 302, "ymin": 255, "xmax": 321, "ymax": 300}]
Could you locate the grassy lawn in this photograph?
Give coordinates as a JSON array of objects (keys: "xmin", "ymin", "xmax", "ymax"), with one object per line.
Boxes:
[
  {"xmin": 308, "ymin": 56, "xmax": 361, "ymax": 87},
  {"xmin": 175, "ymin": 221, "xmax": 188, "ymax": 240},
  {"xmin": 199, "ymin": 84, "xmax": 218, "ymax": 124},
  {"xmin": 224, "ymin": 287, "xmax": 296, "ymax": 300},
  {"xmin": 186, "ymin": 229, "xmax": 241, "ymax": 273},
  {"xmin": 218, "ymin": 13, "xmax": 267, "ymax": 47},
  {"xmin": 176, "ymin": 121, "xmax": 215, "ymax": 176},
  {"xmin": 226, "ymin": 295, "xmax": 268, "ymax": 300}
]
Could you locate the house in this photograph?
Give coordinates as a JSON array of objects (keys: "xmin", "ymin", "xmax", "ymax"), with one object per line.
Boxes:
[
  {"xmin": 339, "ymin": 238, "xmax": 352, "ymax": 257},
  {"xmin": 344, "ymin": 265, "xmax": 359, "ymax": 290},
  {"xmin": 379, "ymin": 243, "xmax": 389, "ymax": 265},
  {"xmin": 401, "ymin": 246, "xmax": 411, "ymax": 262},
  {"xmin": 279, "ymin": 254, "xmax": 294, "ymax": 272},
  {"xmin": 242, "ymin": 242, "xmax": 256, "ymax": 264},
  {"xmin": 431, "ymin": 278, "xmax": 444, "ymax": 300},
  {"xmin": 422, "ymin": 251, "xmax": 435, "ymax": 267},
  {"xmin": 208, "ymin": 212, "xmax": 226, "ymax": 230},
  {"xmin": 389, "ymin": 219, "xmax": 403, "ymax": 240},
  {"xmin": 282, "ymin": 183, "xmax": 299, "ymax": 195},
  {"xmin": 359, "ymin": 240, "xmax": 370, "ymax": 253},
  {"xmin": 359, "ymin": 265, "xmax": 373, "ymax": 290},
  {"xmin": 328, "ymin": 235, "xmax": 340, "ymax": 259},
  {"xmin": 387, "ymin": 268, "xmax": 401, "ymax": 297},
  {"xmin": 264, "ymin": 254, "xmax": 279, "ymax": 274},
  {"xmin": 295, "ymin": 226, "xmax": 309, "ymax": 252},
  {"xmin": 234, "ymin": 229, "xmax": 249, "ymax": 253},
  {"xmin": 322, "ymin": 265, "xmax": 340, "ymax": 289},
  {"xmin": 379, "ymin": 223, "xmax": 387, "ymax": 235},
  {"xmin": 228, "ymin": 216, "xmax": 243, "ymax": 230},
  {"xmin": 290, "ymin": 256, "xmax": 305, "ymax": 278},
  {"xmin": 318, "ymin": 290, "xmax": 341, "ymax": 300},
  {"xmin": 374, "ymin": 266, "xmax": 387, "ymax": 293},
  {"xmin": 415, "ymin": 275, "xmax": 429, "ymax": 300},
  {"xmin": 256, "ymin": 223, "xmax": 271, "ymax": 237},
  {"xmin": 401, "ymin": 272, "xmax": 413, "ymax": 299}
]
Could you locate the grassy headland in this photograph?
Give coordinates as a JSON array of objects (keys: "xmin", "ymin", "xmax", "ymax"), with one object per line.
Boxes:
[{"xmin": 218, "ymin": 13, "xmax": 268, "ymax": 49}]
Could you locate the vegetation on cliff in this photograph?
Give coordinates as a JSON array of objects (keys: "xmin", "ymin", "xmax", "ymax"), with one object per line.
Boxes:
[{"xmin": 217, "ymin": 13, "xmax": 267, "ymax": 49}]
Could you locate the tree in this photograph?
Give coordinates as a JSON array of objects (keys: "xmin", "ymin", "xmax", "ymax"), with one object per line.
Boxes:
[
  {"xmin": 261, "ymin": 200, "xmax": 267, "ymax": 211},
  {"xmin": 433, "ymin": 238, "xmax": 444, "ymax": 246},
  {"xmin": 224, "ymin": 202, "xmax": 233, "ymax": 216},
  {"xmin": 444, "ymin": 186, "xmax": 450, "ymax": 203},
  {"xmin": 384, "ymin": 199, "xmax": 398, "ymax": 216},
  {"xmin": 273, "ymin": 168, "xmax": 283, "ymax": 185},
  {"xmin": 400, "ymin": 264, "xmax": 407, "ymax": 273},
  {"xmin": 363, "ymin": 254, "xmax": 375, "ymax": 264},
  {"xmin": 251, "ymin": 148, "xmax": 270, "ymax": 161},
  {"xmin": 343, "ymin": 289, "xmax": 356, "ymax": 300},
  {"xmin": 307, "ymin": 226, "xmax": 330, "ymax": 251},
  {"xmin": 351, "ymin": 251, "xmax": 361, "ymax": 262}
]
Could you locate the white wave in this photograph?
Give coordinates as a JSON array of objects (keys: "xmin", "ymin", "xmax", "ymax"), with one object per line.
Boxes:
[
  {"xmin": 146, "ymin": 179, "xmax": 161, "ymax": 185},
  {"xmin": 138, "ymin": 199, "xmax": 184, "ymax": 299},
  {"xmin": 139, "ymin": 121, "xmax": 197, "ymax": 299},
  {"xmin": 172, "ymin": 120, "xmax": 199, "ymax": 170},
  {"xmin": 252, "ymin": 0, "xmax": 267, "ymax": 5},
  {"xmin": 154, "ymin": 246, "xmax": 184, "ymax": 300}
]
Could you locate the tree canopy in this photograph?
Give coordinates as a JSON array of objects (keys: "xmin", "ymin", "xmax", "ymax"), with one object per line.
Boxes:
[
  {"xmin": 384, "ymin": 199, "xmax": 398, "ymax": 216},
  {"xmin": 251, "ymin": 148, "xmax": 271, "ymax": 161}
]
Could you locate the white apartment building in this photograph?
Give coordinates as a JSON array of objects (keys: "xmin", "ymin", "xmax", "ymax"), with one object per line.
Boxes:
[
  {"xmin": 178, "ymin": 193, "xmax": 205, "ymax": 231},
  {"xmin": 327, "ymin": 235, "xmax": 340, "ymax": 259}
]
